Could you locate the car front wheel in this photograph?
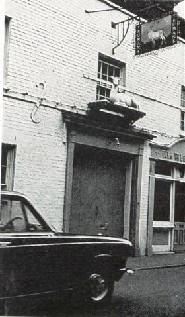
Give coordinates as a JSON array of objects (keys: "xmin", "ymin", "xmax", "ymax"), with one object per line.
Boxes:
[{"xmin": 87, "ymin": 273, "xmax": 114, "ymax": 306}]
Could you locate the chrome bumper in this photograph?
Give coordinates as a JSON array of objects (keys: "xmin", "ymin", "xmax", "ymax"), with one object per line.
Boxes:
[{"xmin": 119, "ymin": 268, "xmax": 134, "ymax": 275}]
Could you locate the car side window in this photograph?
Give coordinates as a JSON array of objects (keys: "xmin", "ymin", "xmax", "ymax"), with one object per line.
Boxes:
[{"xmin": 0, "ymin": 199, "xmax": 26, "ymax": 232}]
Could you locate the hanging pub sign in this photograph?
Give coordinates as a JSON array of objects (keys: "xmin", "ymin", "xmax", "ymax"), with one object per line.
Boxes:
[{"xmin": 135, "ymin": 14, "xmax": 179, "ymax": 55}]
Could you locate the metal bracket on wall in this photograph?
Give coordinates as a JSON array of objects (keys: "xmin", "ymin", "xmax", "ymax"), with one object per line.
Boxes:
[
  {"xmin": 112, "ymin": 17, "xmax": 132, "ymax": 54},
  {"xmin": 85, "ymin": 8, "xmax": 117, "ymax": 13},
  {"xmin": 30, "ymin": 99, "xmax": 42, "ymax": 124}
]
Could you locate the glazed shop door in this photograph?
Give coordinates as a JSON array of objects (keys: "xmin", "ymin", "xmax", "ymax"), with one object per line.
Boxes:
[
  {"xmin": 70, "ymin": 145, "xmax": 126, "ymax": 237},
  {"xmin": 174, "ymin": 182, "xmax": 185, "ymax": 252}
]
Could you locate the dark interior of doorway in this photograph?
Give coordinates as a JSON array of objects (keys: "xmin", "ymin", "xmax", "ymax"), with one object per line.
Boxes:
[
  {"xmin": 174, "ymin": 182, "xmax": 185, "ymax": 252},
  {"xmin": 175, "ymin": 182, "xmax": 185, "ymax": 222}
]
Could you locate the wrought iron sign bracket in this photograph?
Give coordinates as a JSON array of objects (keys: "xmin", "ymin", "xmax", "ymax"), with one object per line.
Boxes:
[
  {"xmin": 85, "ymin": 8, "xmax": 117, "ymax": 14},
  {"xmin": 112, "ymin": 16, "xmax": 141, "ymax": 55}
]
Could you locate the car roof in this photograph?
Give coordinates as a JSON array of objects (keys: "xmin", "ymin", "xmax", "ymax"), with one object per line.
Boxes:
[
  {"xmin": 1, "ymin": 191, "xmax": 40, "ymax": 213},
  {"xmin": 1, "ymin": 191, "xmax": 31, "ymax": 201}
]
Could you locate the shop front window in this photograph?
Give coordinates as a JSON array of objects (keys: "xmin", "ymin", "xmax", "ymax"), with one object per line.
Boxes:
[
  {"xmin": 175, "ymin": 182, "xmax": 185, "ymax": 222},
  {"xmin": 176, "ymin": 165, "xmax": 185, "ymax": 179}
]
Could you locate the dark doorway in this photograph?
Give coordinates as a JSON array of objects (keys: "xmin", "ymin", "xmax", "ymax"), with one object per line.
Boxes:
[
  {"xmin": 174, "ymin": 182, "xmax": 185, "ymax": 251},
  {"xmin": 69, "ymin": 145, "xmax": 128, "ymax": 237}
]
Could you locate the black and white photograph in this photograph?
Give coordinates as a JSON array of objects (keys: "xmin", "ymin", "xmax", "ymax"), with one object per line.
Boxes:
[{"xmin": 1, "ymin": 0, "xmax": 185, "ymax": 316}]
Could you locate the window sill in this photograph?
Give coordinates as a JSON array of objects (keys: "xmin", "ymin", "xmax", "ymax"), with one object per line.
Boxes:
[
  {"xmin": 153, "ymin": 221, "xmax": 174, "ymax": 228},
  {"xmin": 179, "ymin": 130, "xmax": 185, "ymax": 138},
  {"xmin": 178, "ymin": 36, "xmax": 185, "ymax": 44}
]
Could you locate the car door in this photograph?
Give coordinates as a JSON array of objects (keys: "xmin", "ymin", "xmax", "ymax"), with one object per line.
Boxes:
[
  {"xmin": 21, "ymin": 202, "xmax": 95, "ymax": 291},
  {"xmin": 0, "ymin": 196, "xmax": 61, "ymax": 297},
  {"xmin": 0, "ymin": 194, "xmax": 90, "ymax": 300}
]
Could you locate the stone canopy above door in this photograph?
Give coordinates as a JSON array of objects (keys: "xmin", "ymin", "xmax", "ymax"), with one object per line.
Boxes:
[
  {"xmin": 62, "ymin": 109, "xmax": 154, "ymax": 155},
  {"xmin": 87, "ymin": 100, "xmax": 146, "ymax": 129}
]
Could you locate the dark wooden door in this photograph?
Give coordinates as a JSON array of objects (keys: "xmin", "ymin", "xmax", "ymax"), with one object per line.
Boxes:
[{"xmin": 70, "ymin": 145, "xmax": 126, "ymax": 237}]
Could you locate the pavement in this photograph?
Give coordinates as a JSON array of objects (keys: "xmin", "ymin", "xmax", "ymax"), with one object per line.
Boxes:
[{"xmin": 127, "ymin": 252, "xmax": 185, "ymax": 271}]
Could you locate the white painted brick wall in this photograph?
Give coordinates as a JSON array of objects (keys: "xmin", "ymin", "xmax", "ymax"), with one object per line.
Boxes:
[
  {"xmin": 3, "ymin": 0, "xmax": 185, "ymax": 239},
  {"xmin": 5, "ymin": 0, "xmax": 185, "ymax": 138},
  {"xmin": 3, "ymin": 96, "xmax": 66, "ymax": 230}
]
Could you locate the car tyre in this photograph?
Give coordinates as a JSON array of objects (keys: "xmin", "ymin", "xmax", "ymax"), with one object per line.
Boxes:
[{"xmin": 87, "ymin": 273, "xmax": 114, "ymax": 307}]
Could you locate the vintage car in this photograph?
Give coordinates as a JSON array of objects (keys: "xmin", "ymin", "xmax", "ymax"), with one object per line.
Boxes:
[{"xmin": 0, "ymin": 191, "xmax": 133, "ymax": 314}]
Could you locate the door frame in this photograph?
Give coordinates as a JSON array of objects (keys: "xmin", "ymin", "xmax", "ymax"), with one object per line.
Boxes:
[
  {"xmin": 152, "ymin": 175, "xmax": 175, "ymax": 253},
  {"xmin": 63, "ymin": 125, "xmax": 145, "ymax": 255},
  {"xmin": 174, "ymin": 180, "xmax": 185, "ymax": 251}
]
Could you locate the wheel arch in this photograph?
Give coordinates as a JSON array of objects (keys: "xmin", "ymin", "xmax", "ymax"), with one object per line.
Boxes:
[{"xmin": 93, "ymin": 253, "xmax": 114, "ymax": 279}]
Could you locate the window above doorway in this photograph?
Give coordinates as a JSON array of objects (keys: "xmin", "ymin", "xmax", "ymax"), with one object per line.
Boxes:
[{"xmin": 96, "ymin": 53, "xmax": 126, "ymax": 101}]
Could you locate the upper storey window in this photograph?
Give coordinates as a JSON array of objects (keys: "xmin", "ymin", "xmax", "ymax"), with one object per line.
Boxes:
[
  {"xmin": 96, "ymin": 53, "xmax": 126, "ymax": 101},
  {"xmin": 181, "ymin": 86, "xmax": 185, "ymax": 107},
  {"xmin": 4, "ymin": 16, "xmax": 11, "ymax": 81},
  {"xmin": 180, "ymin": 86, "xmax": 185, "ymax": 131},
  {"xmin": 181, "ymin": 111, "xmax": 185, "ymax": 131}
]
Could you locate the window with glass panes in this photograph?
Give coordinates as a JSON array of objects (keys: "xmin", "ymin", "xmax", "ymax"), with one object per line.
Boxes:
[
  {"xmin": 96, "ymin": 54, "xmax": 126, "ymax": 101},
  {"xmin": 1, "ymin": 146, "xmax": 8, "ymax": 188},
  {"xmin": 4, "ymin": 16, "xmax": 11, "ymax": 81},
  {"xmin": 181, "ymin": 86, "xmax": 185, "ymax": 107},
  {"xmin": 181, "ymin": 111, "xmax": 185, "ymax": 131},
  {"xmin": 1, "ymin": 144, "xmax": 15, "ymax": 190}
]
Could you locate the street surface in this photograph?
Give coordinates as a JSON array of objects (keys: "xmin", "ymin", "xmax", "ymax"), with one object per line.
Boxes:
[{"xmin": 20, "ymin": 266, "xmax": 185, "ymax": 317}]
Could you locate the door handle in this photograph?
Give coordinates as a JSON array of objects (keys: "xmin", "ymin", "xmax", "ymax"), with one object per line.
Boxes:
[
  {"xmin": 100, "ymin": 222, "xmax": 109, "ymax": 230},
  {"xmin": 0, "ymin": 241, "xmax": 11, "ymax": 247},
  {"xmin": 98, "ymin": 223, "xmax": 109, "ymax": 236}
]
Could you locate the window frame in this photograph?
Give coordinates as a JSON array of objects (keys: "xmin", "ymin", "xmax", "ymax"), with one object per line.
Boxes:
[
  {"xmin": 96, "ymin": 53, "xmax": 126, "ymax": 101},
  {"xmin": 0, "ymin": 197, "xmax": 51, "ymax": 233},
  {"xmin": 178, "ymin": 17, "xmax": 185, "ymax": 41},
  {"xmin": 180, "ymin": 110, "xmax": 185, "ymax": 131},
  {"xmin": 4, "ymin": 16, "xmax": 11, "ymax": 82},
  {"xmin": 152, "ymin": 162, "xmax": 185, "ymax": 252},
  {"xmin": 1, "ymin": 144, "xmax": 16, "ymax": 190},
  {"xmin": 180, "ymin": 86, "xmax": 185, "ymax": 131},
  {"xmin": 181, "ymin": 86, "xmax": 185, "ymax": 108},
  {"xmin": 153, "ymin": 177, "xmax": 173, "ymax": 223}
]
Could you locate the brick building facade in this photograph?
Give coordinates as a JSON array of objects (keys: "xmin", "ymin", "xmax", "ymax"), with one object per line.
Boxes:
[{"xmin": 2, "ymin": 0, "xmax": 185, "ymax": 255}]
